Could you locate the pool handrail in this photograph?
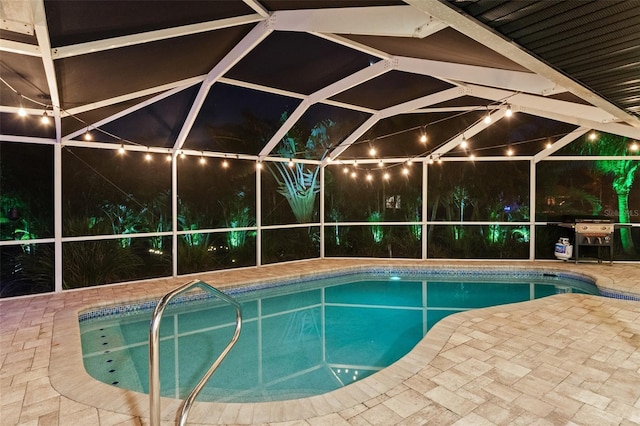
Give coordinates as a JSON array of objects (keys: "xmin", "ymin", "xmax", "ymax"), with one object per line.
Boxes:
[{"xmin": 148, "ymin": 279, "xmax": 242, "ymax": 426}]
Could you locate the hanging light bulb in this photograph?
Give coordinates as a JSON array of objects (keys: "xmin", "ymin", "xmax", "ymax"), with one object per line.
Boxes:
[
  {"xmin": 420, "ymin": 127, "xmax": 428, "ymax": 144},
  {"xmin": 180, "ymin": 151, "xmax": 186, "ymax": 159},
  {"xmin": 84, "ymin": 129, "xmax": 92, "ymax": 141},
  {"xmin": 256, "ymin": 161, "xmax": 262, "ymax": 169},
  {"xmin": 505, "ymin": 104, "xmax": 513, "ymax": 117},
  {"xmin": 17, "ymin": 106, "xmax": 27, "ymax": 117},
  {"xmin": 369, "ymin": 147, "xmax": 376, "ymax": 156},
  {"xmin": 546, "ymin": 141, "xmax": 553, "ymax": 149},
  {"xmin": 484, "ymin": 108, "xmax": 492, "ymax": 124},
  {"xmin": 630, "ymin": 142, "xmax": 639, "ymax": 152},
  {"xmin": 145, "ymin": 151, "xmax": 152, "ymax": 161},
  {"xmin": 118, "ymin": 143, "xmax": 125, "ymax": 155},
  {"xmin": 437, "ymin": 157, "xmax": 443, "ymax": 164},
  {"xmin": 343, "ymin": 166, "xmax": 349, "ymax": 174},
  {"xmin": 41, "ymin": 111, "xmax": 50, "ymax": 125},
  {"xmin": 468, "ymin": 152, "xmax": 475, "ymax": 161},
  {"xmin": 402, "ymin": 167, "xmax": 409, "ymax": 175},
  {"xmin": 589, "ymin": 131, "xmax": 597, "ymax": 141},
  {"xmin": 366, "ymin": 173, "xmax": 373, "ymax": 181},
  {"xmin": 506, "ymin": 145, "xmax": 514, "ymax": 156},
  {"xmin": 428, "ymin": 156, "xmax": 434, "ymax": 165},
  {"xmin": 222, "ymin": 159, "xmax": 229, "ymax": 168},
  {"xmin": 383, "ymin": 171, "xmax": 390, "ymax": 180},
  {"xmin": 350, "ymin": 171, "xmax": 357, "ymax": 178},
  {"xmin": 406, "ymin": 159, "xmax": 412, "ymax": 166},
  {"xmin": 460, "ymin": 135, "xmax": 468, "ymax": 149},
  {"xmin": 165, "ymin": 153, "xmax": 172, "ymax": 162},
  {"xmin": 378, "ymin": 159, "xmax": 384, "ymax": 168},
  {"xmin": 200, "ymin": 153, "xmax": 206, "ymax": 165},
  {"xmin": 288, "ymin": 158, "xmax": 294, "ymax": 168}
]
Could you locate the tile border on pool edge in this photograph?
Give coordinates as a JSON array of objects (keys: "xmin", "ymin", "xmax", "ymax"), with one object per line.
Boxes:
[{"xmin": 77, "ymin": 266, "xmax": 599, "ymax": 322}]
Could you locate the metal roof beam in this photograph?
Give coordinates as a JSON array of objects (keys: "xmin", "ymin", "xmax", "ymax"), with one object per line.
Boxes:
[
  {"xmin": 0, "ymin": 39, "xmax": 40, "ymax": 56},
  {"xmin": 32, "ymin": 0, "xmax": 61, "ymax": 142},
  {"xmin": 466, "ymin": 85, "xmax": 619, "ymax": 125},
  {"xmin": 533, "ymin": 128, "xmax": 589, "ymax": 163},
  {"xmin": 51, "ymin": 14, "xmax": 265, "ymax": 59},
  {"xmin": 397, "ymin": 56, "xmax": 561, "ymax": 96},
  {"xmin": 273, "ymin": 6, "xmax": 447, "ymax": 38}
]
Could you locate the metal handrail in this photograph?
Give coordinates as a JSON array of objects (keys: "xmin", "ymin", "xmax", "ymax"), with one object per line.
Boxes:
[{"xmin": 149, "ymin": 280, "xmax": 242, "ymax": 426}]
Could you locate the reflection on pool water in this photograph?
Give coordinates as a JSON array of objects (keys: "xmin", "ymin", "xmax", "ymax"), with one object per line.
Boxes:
[{"xmin": 79, "ymin": 270, "xmax": 597, "ymax": 403}]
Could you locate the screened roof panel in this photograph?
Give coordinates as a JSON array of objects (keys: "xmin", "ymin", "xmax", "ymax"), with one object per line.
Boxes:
[
  {"xmin": 184, "ymin": 83, "xmax": 301, "ymax": 155},
  {"xmin": 343, "ymin": 28, "xmax": 530, "ymax": 72},
  {"xmin": 225, "ymin": 31, "xmax": 376, "ymax": 95},
  {"xmin": 330, "ymin": 71, "xmax": 454, "ymax": 110},
  {"xmin": 0, "ymin": 52, "xmax": 49, "ymax": 109},
  {"xmin": 62, "ymin": 95, "xmax": 158, "ymax": 137},
  {"xmin": 44, "ymin": 0, "xmax": 254, "ymax": 47},
  {"xmin": 54, "ymin": 25, "xmax": 252, "ymax": 108},
  {"xmin": 261, "ymin": 0, "xmax": 405, "ymax": 10},
  {"xmin": 91, "ymin": 86, "xmax": 201, "ymax": 149}
]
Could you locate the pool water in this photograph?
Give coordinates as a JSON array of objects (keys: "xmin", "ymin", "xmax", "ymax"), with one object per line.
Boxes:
[{"xmin": 80, "ymin": 271, "xmax": 597, "ymax": 403}]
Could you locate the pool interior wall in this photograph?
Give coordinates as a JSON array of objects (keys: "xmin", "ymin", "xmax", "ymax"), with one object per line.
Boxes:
[{"xmin": 78, "ymin": 270, "xmax": 598, "ymax": 403}]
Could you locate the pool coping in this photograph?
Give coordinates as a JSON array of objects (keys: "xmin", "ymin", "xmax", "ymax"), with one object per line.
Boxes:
[{"xmin": 48, "ymin": 260, "xmax": 638, "ymax": 424}]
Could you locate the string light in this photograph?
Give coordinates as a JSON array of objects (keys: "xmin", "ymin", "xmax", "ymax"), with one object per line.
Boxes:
[
  {"xmin": 200, "ymin": 153, "xmax": 206, "ymax": 165},
  {"xmin": 256, "ymin": 161, "xmax": 262, "ymax": 169},
  {"xmin": 222, "ymin": 158, "xmax": 229, "ymax": 168},
  {"xmin": 546, "ymin": 140, "xmax": 553, "ymax": 149},
  {"xmin": 483, "ymin": 108, "xmax": 492, "ymax": 124},
  {"xmin": 468, "ymin": 152, "xmax": 476, "ymax": 161},
  {"xmin": 460, "ymin": 135, "xmax": 467, "ymax": 149},
  {"xmin": 84, "ymin": 130, "xmax": 92, "ymax": 141},
  {"xmin": 118, "ymin": 143, "xmax": 125, "ymax": 155},
  {"xmin": 17, "ymin": 106, "xmax": 27, "ymax": 117},
  {"xmin": 402, "ymin": 167, "xmax": 409, "ymax": 175},
  {"xmin": 41, "ymin": 111, "xmax": 50, "ymax": 125},
  {"xmin": 630, "ymin": 142, "xmax": 639, "ymax": 152},
  {"xmin": 165, "ymin": 153, "xmax": 172, "ymax": 162},
  {"xmin": 428, "ymin": 156, "xmax": 434, "ymax": 165},
  {"xmin": 589, "ymin": 131, "xmax": 597, "ymax": 141},
  {"xmin": 343, "ymin": 166, "xmax": 349, "ymax": 174},
  {"xmin": 505, "ymin": 104, "xmax": 513, "ymax": 117},
  {"xmin": 383, "ymin": 171, "xmax": 390, "ymax": 180},
  {"xmin": 288, "ymin": 158, "xmax": 294, "ymax": 168},
  {"xmin": 437, "ymin": 157, "xmax": 443, "ymax": 164},
  {"xmin": 369, "ymin": 147, "xmax": 376, "ymax": 156},
  {"xmin": 180, "ymin": 151, "xmax": 186, "ymax": 159},
  {"xmin": 366, "ymin": 173, "xmax": 373, "ymax": 181},
  {"xmin": 145, "ymin": 149, "xmax": 152, "ymax": 161},
  {"xmin": 378, "ymin": 159, "xmax": 384, "ymax": 168},
  {"xmin": 506, "ymin": 145, "xmax": 514, "ymax": 156},
  {"xmin": 350, "ymin": 171, "xmax": 357, "ymax": 178},
  {"xmin": 420, "ymin": 126, "xmax": 428, "ymax": 144}
]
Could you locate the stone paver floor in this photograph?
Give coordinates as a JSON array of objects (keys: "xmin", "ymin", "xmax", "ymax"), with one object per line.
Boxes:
[{"xmin": 1, "ymin": 259, "xmax": 639, "ymax": 425}]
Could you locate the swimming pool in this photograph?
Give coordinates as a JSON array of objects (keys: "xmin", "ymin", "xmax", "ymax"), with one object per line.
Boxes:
[{"xmin": 79, "ymin": 269, "xmax": 598, "ymax": 403}]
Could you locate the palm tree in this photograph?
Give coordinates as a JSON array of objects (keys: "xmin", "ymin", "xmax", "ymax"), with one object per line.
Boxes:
[{"xmin": 577, "ymin": 134, "xmax": 639, "ymax": 254}]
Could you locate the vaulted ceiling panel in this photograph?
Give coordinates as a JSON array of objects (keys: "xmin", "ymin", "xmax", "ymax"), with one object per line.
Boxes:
[
  {"xmin": 54, "ymin": 26, "xmax": 252, "ymax": 109},
  {"xmin": 330, "ymin": 71, "xmax": 454, "ymax": 110},
  {"xmin": 226, "ymin": 31, "xmax": 376, "ymax": 95}
]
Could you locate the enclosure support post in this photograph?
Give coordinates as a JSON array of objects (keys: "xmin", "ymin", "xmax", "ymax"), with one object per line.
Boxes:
[
  {"xmin": 529, "ymin": 159, "xmax": 536, "ymax": 260},
  {"xmin": 422, "ymin": 159, "xmax": 428, "ymax": 260},
  {"xmin": 172, "ymin": 153, "xmax": 178, "ymax": 276},
  {"xmin": 256, "ymin": 164, "xmax": 262, "ymax": 266},
  {"xmin": 320, "ymin": 165, "xmax": 325, "ymax": 258},
  {"xmin": 54, "ymin": 142, "xmax": 63, "ymax": 292}
]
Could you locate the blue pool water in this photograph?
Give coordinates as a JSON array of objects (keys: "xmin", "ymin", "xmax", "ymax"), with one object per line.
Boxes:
[{"xmin": 79, "ymin": 270, "xmax": 598, "ymax": 403}]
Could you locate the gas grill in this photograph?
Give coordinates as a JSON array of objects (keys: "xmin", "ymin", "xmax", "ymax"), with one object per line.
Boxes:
[{"xmin": 574, "ymin": 219, "xmax": 614, "ymax": 264}]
